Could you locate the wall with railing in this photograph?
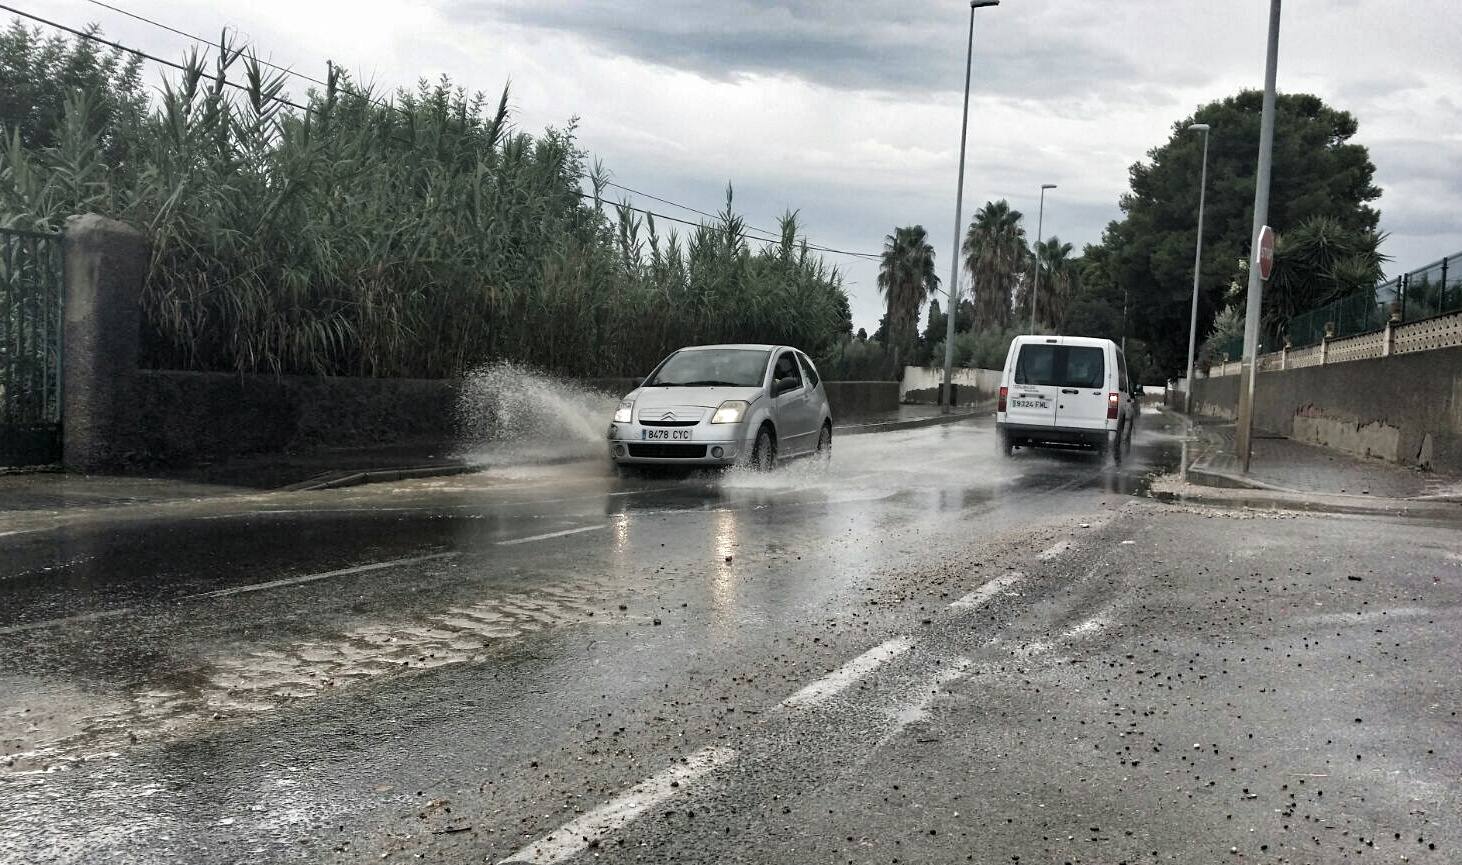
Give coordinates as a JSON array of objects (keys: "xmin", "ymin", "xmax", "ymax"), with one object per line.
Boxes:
[
  {"xmin": 1203, "ymin": 249, "xmax": 1462, "ymax": 379},
  {"xmin": 1186, "ymin": 345, "xmax": 1462, "ymax": 473},
  {"xmin": 1202, "ymin": 309, "xmax": 1462, "ymax": 378},
  {"xmin": 1290, "ymin": 249, "xmax": 1462, "ymax": 347}
]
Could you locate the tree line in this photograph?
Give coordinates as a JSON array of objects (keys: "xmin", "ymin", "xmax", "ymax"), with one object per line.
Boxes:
[
  {"xmin": 872, "ymin": 90, "xmax": 1387, "ymax": 383},
  {"xmin": 0, "ymin": 22, "xmax": 852, "ymax": 379}
]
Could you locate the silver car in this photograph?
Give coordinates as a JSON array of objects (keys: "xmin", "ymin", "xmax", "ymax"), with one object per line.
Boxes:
[{"xmin": 608, "ymin": 344, "xmax": 833, "ymax": 470}]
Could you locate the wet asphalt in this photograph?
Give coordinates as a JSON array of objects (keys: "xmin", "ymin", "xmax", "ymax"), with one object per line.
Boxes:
[{"xmin": 1, "ymin": 411, "xmax": 1458, "ymax": 864}]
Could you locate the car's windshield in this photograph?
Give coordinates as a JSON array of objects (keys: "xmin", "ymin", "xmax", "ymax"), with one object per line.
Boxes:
[
  {"xmin": 644, "ymin": 348, "xmax": 770, "ymax": 387},
  {"xmin": 1015, "ymin": 345, "xmax": 1105, "ymax": 389}
]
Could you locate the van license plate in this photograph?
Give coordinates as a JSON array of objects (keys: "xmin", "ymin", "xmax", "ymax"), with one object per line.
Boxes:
[
  {"xmin": 642, "ymin": 429, "xmax": 692, "ymax": 441},
  {"xmin": 1011, "ymin": 399, "xmax": 1047, "ymax": 409}
]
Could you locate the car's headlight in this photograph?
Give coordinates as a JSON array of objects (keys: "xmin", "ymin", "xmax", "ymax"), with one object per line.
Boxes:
[
  {"xmin": 613, "ymin": 399, "xmax": 634, "ymax": 423},
  {"xmin": 711, "ymin": 400, "xmax": 749, "ymax": 424}
]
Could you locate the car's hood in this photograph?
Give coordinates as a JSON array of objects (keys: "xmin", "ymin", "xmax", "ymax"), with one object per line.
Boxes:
[{"xmin": 628, "ymin": 386, "xmax": 763, "ymax": 409}]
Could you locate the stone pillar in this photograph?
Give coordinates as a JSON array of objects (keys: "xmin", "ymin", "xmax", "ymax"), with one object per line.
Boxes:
[{"xmin": 62, "ymin": 214, "xmax": 148, "ymax": 472}]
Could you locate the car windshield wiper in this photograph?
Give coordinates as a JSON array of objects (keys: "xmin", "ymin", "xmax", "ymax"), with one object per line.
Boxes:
[{"xmin": 681, "ymin": 380, "xmax": 743, "ymax": 387}]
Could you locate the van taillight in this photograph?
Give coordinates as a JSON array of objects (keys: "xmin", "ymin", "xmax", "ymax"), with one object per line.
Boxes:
[
  {"xmin": 998, "ymin": 386, "xmax": 1008, "ymax": 413},
  {"xmin": 1107, "ymin": 392, "xmax": 1119, "ymax": 419}
]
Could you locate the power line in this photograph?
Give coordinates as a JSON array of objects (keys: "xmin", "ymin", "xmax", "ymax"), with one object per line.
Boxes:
[
  {"xmin": 86, "ymin": 0, "xmax": 333, "ymax": 89},
  {"xmin": 1, "ymin": 3, "xmax": 316, "ymax": 114},
  {"xmin": 13, "ymin": 2, "xmax": 845, "ymax": 259},
  {"xmin": 75, "ymin": 0, "xmax": 882, "ymax": 261},
  {"xmin": 581, "ymin": 192, "xmax": 878, "ymax": 262},
  {"xmin": 13, "ymin": 2, "xmax": 881, "ymax": 262}
]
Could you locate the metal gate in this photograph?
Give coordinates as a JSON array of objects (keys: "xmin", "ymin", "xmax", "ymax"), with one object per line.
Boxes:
[{"xmin": 0, "ymin": 227, "xmax": 63, "ymax": 467}]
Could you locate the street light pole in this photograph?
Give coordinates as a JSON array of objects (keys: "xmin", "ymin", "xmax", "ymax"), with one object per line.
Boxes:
[
  {"xmin": 1029, "ymin": 183, "xmax": 1056, "ymax": 333},
  {"xmin": 1183, "ymin": 123, "xmax": 1211, "ymax": 415},
  {"xmin": 940, "ymin": 0, "xmax": 999, "ymax": 414},
  {"xmin": 1235, "ymin": 0, "xmax": 1281, "ymax": 472}
]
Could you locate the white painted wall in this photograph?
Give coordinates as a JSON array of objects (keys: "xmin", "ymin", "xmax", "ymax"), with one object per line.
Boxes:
[{"xmin": 899, "ymin": 366, "xmax": 1003, "ymax": 402}]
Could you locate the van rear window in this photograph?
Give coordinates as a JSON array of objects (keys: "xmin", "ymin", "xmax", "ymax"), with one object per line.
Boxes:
[{"xmin": 1014, "ymin": 345, "xmax": 1105, "ymax": 389}]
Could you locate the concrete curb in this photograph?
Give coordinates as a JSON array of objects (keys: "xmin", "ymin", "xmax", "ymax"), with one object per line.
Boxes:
[
  {"xmin": 1152, "ymin": 475, "xmax": 1462, "ymax": 520},
  {"xmin": 1184, "ymin": 465, "xmax": 1296, "ymax": 494},
  {"xmin": 835, "ymin": 408, "xmax": 987, "ymax": 437},
  {"xmin": 281, "ymin": 463, "xmax": 479, "ymax": 492}
]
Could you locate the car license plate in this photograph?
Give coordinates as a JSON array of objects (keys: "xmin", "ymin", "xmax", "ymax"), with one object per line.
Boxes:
[
  {"xmin": 1011, "ymin": 399, "xmax": 1047, "ymax": 409},
  {"xmin": 641, "ymin": 428, "xmax": 692, "ymax": 441}
]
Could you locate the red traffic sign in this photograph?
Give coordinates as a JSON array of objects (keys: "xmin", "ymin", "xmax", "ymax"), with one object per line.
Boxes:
[{"xmin": 1256, "ymin": 225, "xmax": 1276, "ymax": 280}]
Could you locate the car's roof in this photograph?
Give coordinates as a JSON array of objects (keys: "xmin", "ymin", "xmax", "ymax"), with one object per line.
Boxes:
[
  {"xmin": 678, "ymin": 343, "xmax": 782, "ymax": 352},
  {"xmin": 1012, "ymin": 335, "xmax": 1118, "ymax": 348}
]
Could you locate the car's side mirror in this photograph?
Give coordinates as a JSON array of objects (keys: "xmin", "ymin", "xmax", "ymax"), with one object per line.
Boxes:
[{"xmin": 774, "ymin": 377, "xmax": 799, "ymax": 396}]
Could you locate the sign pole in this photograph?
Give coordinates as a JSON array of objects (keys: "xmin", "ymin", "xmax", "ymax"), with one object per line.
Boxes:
[{"xmin": 1235, "ymin": 0, "xmax": 1281, "ymax": 474}]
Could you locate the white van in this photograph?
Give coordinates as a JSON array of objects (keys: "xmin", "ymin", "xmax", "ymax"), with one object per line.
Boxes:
[{"xmin": 995, "ymin": 335, "xmax": 1138, "ymax": 462}]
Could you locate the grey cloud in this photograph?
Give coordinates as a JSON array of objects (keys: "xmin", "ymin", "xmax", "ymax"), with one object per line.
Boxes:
[{"xmin": 448, "ymin": 0, "xmax": 1152, "ymax": 100}]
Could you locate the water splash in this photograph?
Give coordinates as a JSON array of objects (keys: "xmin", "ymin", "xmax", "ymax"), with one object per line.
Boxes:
[{"xmin": 455, "ymin": 361, "xmax": 621, "ymax": 465}]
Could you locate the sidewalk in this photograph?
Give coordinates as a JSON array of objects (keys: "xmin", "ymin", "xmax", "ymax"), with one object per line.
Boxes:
[{"xmin": 1154, "ymin": 408, "xmax": 1462, "ymax": 516}]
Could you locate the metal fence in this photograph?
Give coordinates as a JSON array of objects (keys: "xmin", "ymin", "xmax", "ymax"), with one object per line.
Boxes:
[
  {"xmin": 0, "ymin": 227, "xmax": 64, "ymax": 466},
  {"xmin": 1287, "ymin": 249, "xmax": 1461, "ymax": 347}
]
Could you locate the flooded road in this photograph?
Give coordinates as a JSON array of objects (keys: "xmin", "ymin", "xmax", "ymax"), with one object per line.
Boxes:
[{"xmin": 2, "ymin": 411, "xmax": 1457, "ymax": 864}]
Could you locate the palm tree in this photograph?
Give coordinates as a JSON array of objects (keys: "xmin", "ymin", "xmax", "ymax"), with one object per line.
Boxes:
[
  {"xmin": 1028, "ymin": 236, "xmax": 1077, "ymax": 330},
  {"xmin": 877, "ymin": 225, "xmax": 940, "ymax": 369},
  {"xmin": 963, "ymin": 200, "xmax": 1029, "ymax": 330}
]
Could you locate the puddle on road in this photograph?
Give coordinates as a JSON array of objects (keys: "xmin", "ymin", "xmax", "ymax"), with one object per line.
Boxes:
[{"xmin": 0, "ymin": 579, "xmax": 619, "ymax": 774}]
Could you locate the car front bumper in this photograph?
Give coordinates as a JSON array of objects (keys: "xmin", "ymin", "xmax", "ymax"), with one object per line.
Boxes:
[{"xmin": 607, "ymin": 422, "xmax": 748, "ymax": 465}]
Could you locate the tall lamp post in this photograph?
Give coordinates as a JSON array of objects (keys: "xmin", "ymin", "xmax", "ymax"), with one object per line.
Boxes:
[
  {"xmin": 1183, "ymin": 123, "xmax": 1211, "ymax": 414},
  {"xmin": 940, "ymin": 0, "xmax": 1000, "ymax": 414},
  {"xmin": 1029, "ymin": 183, "xmax": 1057, "ymax": 333}
]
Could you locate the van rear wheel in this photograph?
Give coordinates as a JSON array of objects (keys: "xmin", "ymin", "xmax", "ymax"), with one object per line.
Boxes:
[
  {"xmin": 997, "ymin": 430, "xmax": 1014, "ymax": 458},
  {"xmin": 1107, "ymin": 424, "xmax": 1125, "ymax": 465}
]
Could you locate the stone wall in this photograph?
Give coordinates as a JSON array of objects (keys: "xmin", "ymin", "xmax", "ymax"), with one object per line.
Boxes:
[
  {"xmin": 124, "ymin": 370, "xmax": 460, "ymax": 466},
  {"xmin": 119, "ymin": 371, "xmax": 900, "ymax": 467},
  {"xmin": 899, "ymin": 366, "xmax": 1003, "ymax": 405},
  {"xmin": 1189, "ymin": 346, "xmax": 1462, "ymax": 472},
  {"xmin": 822, "ymin": 381, "xmax": 899, "ymax": 419}
]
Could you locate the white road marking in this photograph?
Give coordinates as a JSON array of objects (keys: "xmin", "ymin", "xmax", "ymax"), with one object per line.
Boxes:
[
  {"xmin": 781, "ymin": 636, "xmax": 915, "ymax": 708},
  {"xmin": 1036, "ymin": 541, "xmax": 1070, "ymax": 562},
  {"xmin": 498, "ymin": 746, "xmax": 736, "ymax": 864},
  {"xmin": 198, "ymin": 553, "xmax": 457, "ymax": 598},
  {"xmin": 948, "ymin": 571, "xmax": 1024, "ymax": 610},
  {"xmin": 496, "ymin": 524, "xmax": 607, "ymax": 546},
  {"xmin": 0, "ymin": 553, "xmax": 458, "ymax": 635},
  {"xmin": 1063, "ymin": 615, "xmax": 1110, "ymax": 639},
  {"xmin": 881, "ymin": 657, "xmax": 972, "ymax": 744},
  {"xmin": 0, "ymin": 607, "xmax": 131, "ymax": 636}
]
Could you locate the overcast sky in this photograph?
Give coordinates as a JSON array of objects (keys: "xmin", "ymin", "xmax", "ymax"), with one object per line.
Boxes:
[{"xmin": 47, "ymin": 0, "xmax": 1462, "ymax": 331}]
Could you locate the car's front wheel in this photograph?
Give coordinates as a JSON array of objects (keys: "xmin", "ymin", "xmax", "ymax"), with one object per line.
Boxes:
[
  {"xmin": 815, "ymin": 423, "xmax": 832, "ymax": 464},
  {"xmin": 751, "ymin": 426, "xmax": 777, "ymax": 471}
]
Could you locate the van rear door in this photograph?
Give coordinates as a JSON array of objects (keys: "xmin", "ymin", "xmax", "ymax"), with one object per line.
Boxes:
[
  {"xmin": 1007, "ymin": 341, "xmax": 1060, "ymax": 427},
  {"xmin": 1052, "ymin": 343, "xmax": 1110, "ymax": 432}
]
